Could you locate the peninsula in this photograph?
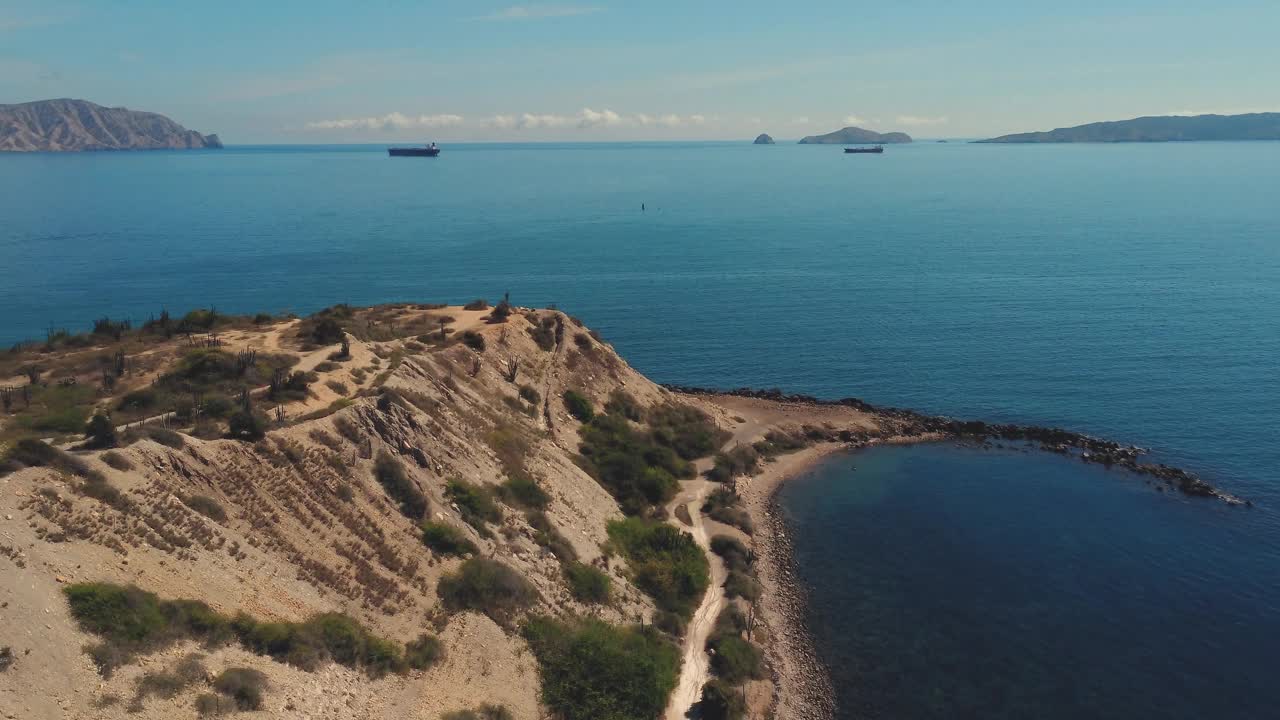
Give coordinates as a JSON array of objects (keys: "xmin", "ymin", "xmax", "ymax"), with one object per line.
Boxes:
[
  {"xmin": 0, "ymin": 301, "xmax": 1239, "ymax": 720},
  {"xmin": 0, "ymin": 98, "xmax": 223, "ymax": 152},
  {"xmin": 978, "ymin": 112, "xmax": 1280, "ymax": 143},
  {"xmin": 798, "ymin": 126, "xmax": 912, "ymax": 144}
]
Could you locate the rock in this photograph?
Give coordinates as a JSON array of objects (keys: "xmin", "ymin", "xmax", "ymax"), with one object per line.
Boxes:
[{"xmin": 753, "ymin": 133, "xmax": 775, "ymax": 145}]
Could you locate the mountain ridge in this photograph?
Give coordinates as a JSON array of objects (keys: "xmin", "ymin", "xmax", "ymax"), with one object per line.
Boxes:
[
  {"xmin": 0, "ymin": 98, "xmax": 222, "ymax": 152},
  {"xmin": 978, "ymin": 113, "xmax": 1280, "ymax": 143}
]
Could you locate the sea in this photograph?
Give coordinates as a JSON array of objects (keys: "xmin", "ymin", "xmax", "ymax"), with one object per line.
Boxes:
[{"xmin": 2, "ymin": 141, "xmax": 1278, "ymax": 718}]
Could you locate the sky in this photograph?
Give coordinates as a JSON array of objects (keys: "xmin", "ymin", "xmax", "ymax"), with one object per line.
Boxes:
[{"xmin": 2, "ymin": 0, "xmax": 1279, "ymax": 143}]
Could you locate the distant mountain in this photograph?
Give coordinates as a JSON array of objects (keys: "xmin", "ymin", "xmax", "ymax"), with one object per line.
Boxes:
[
  {"xmin": 798, "ymin": 126, "xmax": 912, "ymax": 144},
  {"xmin": 753, "ymin": 133, "xmax": 775, "ymax": 145},
  {"xmin": 978, "ymin": 113, "xmax": 1280, "ymax": 143},
  {"xmin": 0, "ymin": 99, "xmax": 222, "ymax": 152}
]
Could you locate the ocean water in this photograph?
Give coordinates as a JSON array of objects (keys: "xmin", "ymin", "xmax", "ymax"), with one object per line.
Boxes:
[{"xmin": 2, "ymin": 141, "xmax": 1278, "ymax": 717}]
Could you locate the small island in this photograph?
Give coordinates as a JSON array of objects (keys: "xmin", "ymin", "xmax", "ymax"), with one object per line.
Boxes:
[
  {"xmin": 798, "ymin": 126, "xmax": 912, "ymax": 144},
  {"xmin": 753, "ymin": 133, "xmax": 775, "ymax": 145},
  {"xmin": 0, "ymin": 98, "xmax": 222, "ymax": 152},
  {"xmin": 978, "ymin": 112, "xmax": 1280, "ymax": 143}
]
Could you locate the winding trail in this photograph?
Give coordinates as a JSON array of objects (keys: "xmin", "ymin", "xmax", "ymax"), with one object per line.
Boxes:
[{"xmin": 664, "ymin": 477, "xmax": 728, "ymax": 719}]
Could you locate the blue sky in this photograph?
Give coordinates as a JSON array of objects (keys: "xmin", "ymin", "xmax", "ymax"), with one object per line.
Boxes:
[{"xmin": 3, "ymin": 0, "xmax": 1278, "ymax": 142}]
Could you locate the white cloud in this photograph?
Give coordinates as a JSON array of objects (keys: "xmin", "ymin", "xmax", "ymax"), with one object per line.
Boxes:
[
  {"xmin": 689, "ymin": 114, "xmax": 706, "ymax": 125},
  {"xmin": 896, "ymin": 115, "xmax": 949, "ymax": 126},
  {"xmin": 843, "ymin": 115, "xmax": 866, "ymax": 126},
  {"xmin": 790, "ymin": 116, "xmax": 810, "ymax": 125},
  {"xmin": 306, "ymin": 113, "xmax": 465, "ymax": 131},
  {"xmin": 474, "ymin": 5, "xmax": 602, "ymax": 21},
  {"xmin": 577, "ymin": 107, "xmax": 621, "ymax": 128}
]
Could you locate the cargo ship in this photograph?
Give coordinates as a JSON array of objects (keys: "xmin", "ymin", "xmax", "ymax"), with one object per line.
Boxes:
[
  {"xmin": 844, "ymin": 146, "xmax": 884, "ymax": 154},
  {"xmin": 388, "ymin": 143, "xmax": 440, "ymax": 157}
]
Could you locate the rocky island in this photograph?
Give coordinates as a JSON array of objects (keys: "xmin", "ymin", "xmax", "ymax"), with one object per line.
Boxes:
[
  {"xmin": 798, "ymin": 126, "xmax": 912, "ymax": 144},
  {"xmin": 753, "ymin": 133, "xmax": 775, "ymax": 144},
  {"xmin": 0, "ymin": 301, "xmax": 1240, "ymax": 720},
  {"xmin": 978, "ymin": 112, "xmax": 1280, "ymax": 143},
  {"xmin": 0, "ymin": 98, "xmax": 222, "ymax": 152}
]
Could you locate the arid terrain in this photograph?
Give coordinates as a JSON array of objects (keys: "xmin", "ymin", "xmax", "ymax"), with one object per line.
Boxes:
[{"xmin": 0, "ymin": 300, "xmax": 929, "ymax": 720}]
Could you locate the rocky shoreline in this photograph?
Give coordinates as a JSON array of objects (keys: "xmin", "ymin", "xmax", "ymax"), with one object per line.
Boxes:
[{"xmin": 669, "ymin": 385, "xmax": 1249, "ymax": 506}]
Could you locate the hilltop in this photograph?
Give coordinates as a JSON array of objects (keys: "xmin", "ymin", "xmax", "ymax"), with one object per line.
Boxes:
[
  {"xmin": 798, "ymin": 126, "xmax": 912, "ymax": 144},
  {"xmin": 978, "ymin": 113, "xmax": 1280, "ymax": 143},
  {"xmin": 0, "ymin": 99, "xmax": 222, "ymax": 152},
  {"xmin": 0, "ymin": 300, "xmax": 1236, "ymax": 719}
]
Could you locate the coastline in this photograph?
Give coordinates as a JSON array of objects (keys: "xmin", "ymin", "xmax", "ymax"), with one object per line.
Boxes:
[{"xmin": 737, "ymin": 443, "xmax": 845, "ymax": 720}]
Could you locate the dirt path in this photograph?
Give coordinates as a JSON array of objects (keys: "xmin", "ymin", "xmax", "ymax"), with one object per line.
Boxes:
[{"xmin": 664, "ymin": 477, "xmax": 727, "ymax": 720}]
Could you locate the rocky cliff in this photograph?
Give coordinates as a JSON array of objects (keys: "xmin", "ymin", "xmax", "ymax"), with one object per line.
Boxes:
[{"xmin": 0, "ymin": 98, "xmax": 222, "ymax": 152}]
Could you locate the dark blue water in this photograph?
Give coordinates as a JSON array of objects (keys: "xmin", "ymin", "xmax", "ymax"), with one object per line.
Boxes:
[
  {"xmin": 781, "ymin": 445, "xmax": 1280, "ymax": 719},
  {"xmin": 3, "ymin": 142, "xmax": 1278, "ymax": 716}
]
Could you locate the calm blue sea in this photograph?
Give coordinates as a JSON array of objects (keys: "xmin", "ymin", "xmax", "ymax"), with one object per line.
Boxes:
[{"xmin": 2, "ymin": 141, "xmax": 1278, "ymax": 717}]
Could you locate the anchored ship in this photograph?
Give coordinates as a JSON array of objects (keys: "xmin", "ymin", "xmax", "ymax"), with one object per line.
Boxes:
[
  {"xmin": 844, "ymin": 146, "xmax": 884, "ymax": 154},
  {"xmin": 388, "ymin": 143, "xmax": 440, "ymax": 157}
]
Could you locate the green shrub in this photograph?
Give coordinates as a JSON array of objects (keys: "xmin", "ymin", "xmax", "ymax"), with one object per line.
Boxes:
[
  {"xmin": 752, "ymin": 429, "xmax": 809, "ymax": 457},
  {"xmin": 311, "ymin": 317, "xmax": 346, "ymax": 345},
  {"xmin": 497, "ymin": 475, "xmax": 550, "ymax": 510},
  {"xmin": 652, "ymin": 610, "xmax": 686, "ymax": 638},
  {"xmin": 84, "ymin": 412, "xmax": 117, "ymax": 449},
  {"xmin": 648, "ymin": 404, "xmax": 727, "ymax": 460},
  {"xmin": 703, "ymin": 488, "xmax": 753, "ymax": 534},
  {"xmin": 526, "ymin": 510, "xmax": 577, "ymax": 562},
  {"xmin": 120, "ymin": 424, "xmax": 185, "ymax": 449},
  {"xmin": 227, "ymin": 410, "xmax": 266, "ymax": 441},
  {"xmin": 445, "ymin": 478, "xmax": 501, "ymax": 532},
  {"xmin": 527, "ymin": 317, "xmax": 557, "ymax": 351},
  {"xmin": 132, "ymin": 653, "xmax": 208, "ymax": 705},
  {"xmin": 212, "ymin": 667, "xmax": 268, "ymax": 710},
  {"xmin": 707, "ymin": 633, "xmax": 764, "ymax": 683},
  {"xmin": 421, "ymin": 521, "xmax": 478, "ymax": 557},
  {"xmin": 460, "ymin": 331, "xmax": 486, "ymax": 352},
  {"xmin": 710, "ymin": 535, "xmax": 752, "ymax": 574},
  {"xmin": 607, "ymin": 518, "xmax": 709, "ymax": 619},
  {"xmin": 100, "ymin": 451, "xmax": 134, "ymax": 472},
  {"xmin": 405, "ymin": 633, "xmax": 444, "ymax": 670},
  {"xmin": 706, "ymin": 445, "xmax": 760, "ymax": 483},
  {"xmin": 523, "ymin": 616, "xmax": 679, "ymax": 720},
  {"xmin": 563, "ymin": 562, "xmax": 611, "ymax": 604},
  {"xmin": 437, "ymin": 558, "xmax": 536, "ymax": 625},
  {"xmin": 694, "ymin": 678, "xmax": 747, "ymax": 720},
  {"xmin": 375, "ymin": 451, "xmax": 428, "ymax": 520},
  {"xmin": 442, "ymin": 705, "xmax": 513, "ymax": 720},
  {"xmin": 603, "ymin": 390, "xmax": 644, "ymax": 422},
  {"xmin": 576, "ymin": 413, "xmax": 690, "ymax": 515},
  {"xmin": 517, "ymin": 385, "xmax": 540, "ymax": 405},
  {"xmin": 724, "ymin": 571, "xmax": 762, "ymax": 602},
  {"xmin": 463, "ymin": 299, "xmax": 489, "ymax": 311},
  {"xmin": 562, "ymin": 390, "xmax": 594, "ymax": 422},
  {"xmin": 186, "ymin": 495, "xmax": 228, "ymax": 523}
]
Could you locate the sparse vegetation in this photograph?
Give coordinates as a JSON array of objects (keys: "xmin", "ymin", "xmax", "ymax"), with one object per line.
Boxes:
[
  {"xmin": 703, "ymin": 487, "xmax": 753, "ymax": 534},
  {"xmin": 405, "ymin": 633, "xmax": 445, "ymax": 671},
  {"xmin": 563, "ymin": 562, "xmax": 611, "ymax": 604},
  {"xmin": 517, "ymin": 384, "xmax": 540, "ymax": 405},
  {"xmin": 694, "ymin": 679, "xmax": 747, "ymax": 720},
  {"xmin": 437, "ymin": 558, "xmax": 536, "ymax": 625},
  {"xmin": 706, "ymin": 444, "xmax": 760, "ymax": 483},
  {"xmin": 497, "ymin": 475, "xmax": 550, "ymax": 510},
  {"xmin": 576, "ymin": 414, "xmax": 690, "ymax": 515},
  {"xmin": 523, "ymin": 616, "xmax": 680, "ymax": 720},
  {"xmin": 445, "ymin": 478, "xmax": 501, "ymax": 533},
  {"xmin": 710, "ymin": 535, "xmax": 753, "ymax": 573},
  {"xmin": 185, "ymin": 495, "xmax": 228, "ymax": 523},
  {"xmin": 131, "ymin": 653, "xmax": 208, "ymax": 708},
  {"xmin": 420, "ymin": 521, "xmax": 478, "ymax": 557},
  {"xmin": 326, "ymin": 380, "xmax": 350, "ymax": 395},
  {"xmin": 562, "ymin": 390, "xmax": 593, "ymax": 422},
  {"xmin": 121, "ymin": 424, "xmax": 185, "ymax": 449},
  {"xmin": 724, "ymin": 571, "xmax": 762, "ymax": 601},
  {"xmin": 461, "ymin": 331, "xmax": 486, "ymax": 352},
  {"xmin": 227, "ymin": 410, "xmax": 267, "ymax": 442},
  {"xmin": 527, "ymin": 316, "xmax": 557, "ymax": 351},
  {"xmin": 603, "ymin": 389, "xmax": 644, "ymax": 421},
  {"xmin": 210, "ymin": 667, "xmax": 269, "ymax": 710},
  {"xmin": 100, "ymin": 450, "xmax": 134, "ymax": 471},
  {"xmin": 375, "ymin": 450, "xmax": 428, "ymax": 520},
  {"xmin": 463, "ymin": 299, "xmax": 489, "ymax": 311},
  {"xmin": 648, "ymin": 404, "xmax": 727, "ymax": 461},
  {"xmin": 442, "ymin": 705, "xmax": 513, "ymax": 720},
  {"xmin": 84, "ymin": 412, "xmax": 117, "ymax": 449},
  {"xmin": 606, "ymin": 518, "xmax": 709, "ymax": 619}
]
